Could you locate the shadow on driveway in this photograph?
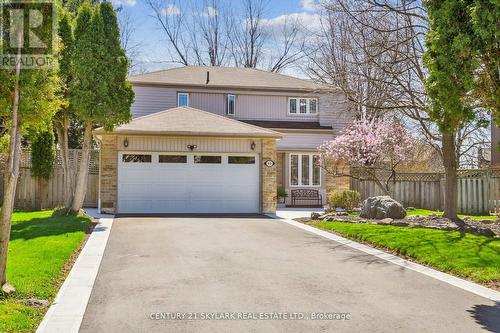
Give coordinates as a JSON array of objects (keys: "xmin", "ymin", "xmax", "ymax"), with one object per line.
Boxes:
[{"xmin": 467, "ymin": 302, "xmax": 500, "ymax": 332}]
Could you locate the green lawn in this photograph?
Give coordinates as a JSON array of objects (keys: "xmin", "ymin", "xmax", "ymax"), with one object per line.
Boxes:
[
  {"xmin": 314, "ymin": 221, "xmax": 500, "ymax": 284},
  {"xmin": 405, "ymin": 208, "xmax": 497, "ymax": 221},
  {"xmin": 0, "ymin": 210, "xmax": 91, "ymax": 333}
]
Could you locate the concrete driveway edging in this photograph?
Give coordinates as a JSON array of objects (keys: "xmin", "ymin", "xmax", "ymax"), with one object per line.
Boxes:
[
  {"xmin": 36, "ymin": 217, "xmax": 114, "ymax": 333},
  {"xmin": 266, "ymin": 214, "xmax": 500, "ymax": 302}
]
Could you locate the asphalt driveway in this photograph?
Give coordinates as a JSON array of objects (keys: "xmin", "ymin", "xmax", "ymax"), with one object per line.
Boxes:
[{"xmin": 80, "ymin": 217, "xmax": 499, "ymax": 333}]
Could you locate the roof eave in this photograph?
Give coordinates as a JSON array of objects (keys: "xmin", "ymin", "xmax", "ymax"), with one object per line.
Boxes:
[
  {"xmin": 128, "ymin": 81, "xmax": 326, "ymax": 93},
  {"xmin": 94, "ymin": 129, "xmax": 282, "ymax": 139}
]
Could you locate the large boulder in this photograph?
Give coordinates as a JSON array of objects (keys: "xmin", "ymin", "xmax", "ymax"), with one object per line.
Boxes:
[{"xmin": 360, "ymin": 196, "xmax": 406, "ymax": 219}]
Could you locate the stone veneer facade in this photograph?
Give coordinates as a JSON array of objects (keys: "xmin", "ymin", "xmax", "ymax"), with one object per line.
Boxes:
[
  {"xmin": 324, "ymin": 162, "xmax": 351, "ymax": 194},
  {"xmin": 261, "ymin": 139, "xmax": 278, "ymax": 214},
  {"xmin": 99, "ymin": 135, "xmax": 118, "ymax": 214},
  {"xmin": 97, "ymin": 135, "xmax": 278, "ymax": 214}
]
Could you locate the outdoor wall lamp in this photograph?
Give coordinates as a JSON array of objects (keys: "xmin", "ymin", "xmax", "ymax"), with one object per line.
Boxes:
[
  {"xmin": 250, "ymin": 141, "xmax": 256, "ymax": 150},
  {"xmin": 123, "ymin": 137, "xmax": 129, "ymax": 148},
  {"xmin": 187, "ymin": 144, "xmax": 197, "ymax": 151}
]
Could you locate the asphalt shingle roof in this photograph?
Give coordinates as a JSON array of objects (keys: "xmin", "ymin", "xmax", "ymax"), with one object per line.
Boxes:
[
  {"xmin": 128, "ymin": 66, "xmax": 320, "ymax": 92},
  {"xmin": 94, "ymin": 106, "xmax": 282, "ymax": 138}
]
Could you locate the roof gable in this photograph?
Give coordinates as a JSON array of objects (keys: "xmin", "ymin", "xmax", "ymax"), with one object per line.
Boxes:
[
  {"xmin": 94, "ymin": 106, "xmax": 282, "ymax": 138},
  {"xmin": 128, "ymin": 66, "xmax": 320, "ymax": 92}
]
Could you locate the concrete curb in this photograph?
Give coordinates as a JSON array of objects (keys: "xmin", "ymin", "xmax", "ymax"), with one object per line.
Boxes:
[
  {"xmin": 267, "ymin": 214, "xmax": 500, "ymax": 302},
  {"xmin": 36, "ymin": 217, "xmax": 114, "ymax": 333}
]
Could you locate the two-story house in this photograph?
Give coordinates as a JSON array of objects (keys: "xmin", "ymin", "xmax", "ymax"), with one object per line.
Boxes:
[{"xmin": 95, "ymin": 66, "xmax": 352, "ymax": 214}]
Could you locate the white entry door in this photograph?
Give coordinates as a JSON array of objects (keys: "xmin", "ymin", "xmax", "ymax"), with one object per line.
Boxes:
[{"xmin": 117, "ymin": 152, "xmax": 260, "ymax": 214}]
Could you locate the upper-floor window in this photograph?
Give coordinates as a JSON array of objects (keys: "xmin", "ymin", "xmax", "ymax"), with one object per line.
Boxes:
[
  {"xmin": 288, "ymin": 97, "xmax": 318, "ymax": 115},
  {"xmin": 227, "ymin": 94, "xmax": 236, "ymax": 116},
  {"xmin": 178, "ymin": 92, "xmax": 189, "ymax": 107}
]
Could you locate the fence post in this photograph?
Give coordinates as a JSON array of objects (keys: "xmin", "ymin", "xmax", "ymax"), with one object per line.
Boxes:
[
  {"xmin": 485, "ymin": 171, "xmax": 491, "ymax": 214},
  {"xmin": 439, "ymin": 174, "xmax": 445, "ymax": 211}
]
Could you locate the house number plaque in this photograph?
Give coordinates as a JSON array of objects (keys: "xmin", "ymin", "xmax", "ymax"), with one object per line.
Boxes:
[{"xmin": 264, "ymin": 160, "xmax": 275, "ymax": 167}]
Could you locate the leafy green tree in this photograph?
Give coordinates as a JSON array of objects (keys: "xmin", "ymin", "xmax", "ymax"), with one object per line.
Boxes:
[
  {"xmin": 30, "ymin": 130, "xmax": 56, "ymax": 179},
  {"xmin": 68, "ymin": 1, "xmax": 133, "ymax": 214},
  {"xmin": 468, "ymin": 0, "xmax": 500, "ymax": 125},
  {"xmin": 0, "ymin": 24, "xmax": 60, "ymax": 291},
  {"xmin": 424, "ymin": 0, "xmax": 475, "ymax": 219},
  {"xmin": 54, "ymin": 10, "xmax": 76, "ymax": 208}
]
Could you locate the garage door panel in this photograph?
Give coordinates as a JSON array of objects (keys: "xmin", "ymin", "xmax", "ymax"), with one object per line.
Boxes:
[
  {"xmin": 119, "ymin": 200, "xmax": 153, "ymax": 213},
  {"xmin": 117, "ymin": 152, "xmax": 259, "ymax": 214},
  {"xmin": 119, "ymin": 184, "xmax": 157, "ymax": 198},
  {"xmin": 150, "ymin": 200, "xmax": 190, "ymax": 213}
]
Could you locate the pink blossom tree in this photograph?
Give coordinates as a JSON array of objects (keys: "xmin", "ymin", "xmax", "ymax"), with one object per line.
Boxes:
[{"xmin": 319, "ymin": 118, "xmax": 414, "ymax": 196}]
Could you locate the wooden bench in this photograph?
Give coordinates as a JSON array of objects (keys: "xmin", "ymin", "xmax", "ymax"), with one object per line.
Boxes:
[{"xmin": 290, "ymin": 189, "xmax": 322, "ymax": 207}]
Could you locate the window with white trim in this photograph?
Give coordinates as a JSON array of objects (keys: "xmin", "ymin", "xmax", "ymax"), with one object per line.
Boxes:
[
  {"xmin": 289, "ymin": 154, "xmax": 321, "ymax": 186},
  {"xmin": 177, "ymin": 92, "xmax": 189, "ymax": 107},
  {"xmin": 226, "ymin": 94, "xmax": 236, "ymax": 115},
  {"xmin": 288, "ymin": 98, "xmax": 318, "ymax": 115}
]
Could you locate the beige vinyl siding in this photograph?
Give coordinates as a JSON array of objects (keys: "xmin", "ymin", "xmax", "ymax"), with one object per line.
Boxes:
[
  {"xmin": 189, "ymin": 92, "xmax": 319, "ymax": 121},
  {"xmin": 235, "ymin": 94, "xmax": 318, "ymax": 121},
  {"xmin": 131, "ymin": 85, "xmax": 319, "ymax": 121},
  {"xmin": 116, "ymin": 135, "xmax": 261, "ymax": 153},
  {"xmin": 131, "ymin": 85, "xmax": 177, "ymax": 118},
  {"xmin": 319, "ymin": 92, "xmax": 353, "ymax": 131},
  {"xmin": 190, "ymin": 92, "xmax": 226, "ymax": 116},
  {"xmin": 277, "ymin": 132, "xmax": 334, "ymax": 151}
]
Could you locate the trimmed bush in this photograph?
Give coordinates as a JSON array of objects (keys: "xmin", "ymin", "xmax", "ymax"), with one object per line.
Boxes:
[
  {"xmin": 328, "ymin": 190, "xmax": 361, "ymax": 211},
  {"xmin": 31, "ymin": 130, "xmax": 56, "ymax": 179}
]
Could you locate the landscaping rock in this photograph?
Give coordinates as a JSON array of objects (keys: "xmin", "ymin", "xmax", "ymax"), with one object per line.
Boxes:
[
  {"xmin": 1, "ymin": 283, "xmax": 16, "ymax": 296},
  {"xmin": 25, "ymin": 298, "xmax": 49, "ymax": 307},
  {"xmin": 318, "ymin": 213, "xmax": 335, "ymax": 221},
  {"xmin": 378, "ymin": 218, "xmax": 393, "ymax": 225},
  {"xmin": 391, "ymin": 221, "xmax": 409, "ymax": 227},
  {"xmin": 310, "ymin": 212, "xmax": 321, "ymax": 220},
  {"xmin": 360, "ymin": 196, "xmax": 406, "ymax": 219},
  {"xmin": 463, "ymin": 225, "xmax": 495, "ymax": 237}
]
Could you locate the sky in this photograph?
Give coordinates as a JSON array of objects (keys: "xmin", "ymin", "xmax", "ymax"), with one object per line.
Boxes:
[{"xmin": 112, "ymin": 0, "xmax": 322, "ymax": 75}]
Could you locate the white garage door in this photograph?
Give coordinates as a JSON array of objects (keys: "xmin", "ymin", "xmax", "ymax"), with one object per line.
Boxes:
[{"xmin": 117, "ymin": 152, "xmax": 260, "ymax": 214}]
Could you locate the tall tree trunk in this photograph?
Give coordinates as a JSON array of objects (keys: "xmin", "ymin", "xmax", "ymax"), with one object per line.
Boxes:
[
  {"xmin": 69, "ymin": 123, "xmax": 92, "ymax": 215},
  {"xmin": 55, "ymin": 115, "xmax": 73, "ymax": 208},
  {"xmin": 0, "ymin": 34, "xmax": 22, "ymax": 287},
  {"xmin": 442, "ymin": 131, "xmax": 458, "ymax": 219}
]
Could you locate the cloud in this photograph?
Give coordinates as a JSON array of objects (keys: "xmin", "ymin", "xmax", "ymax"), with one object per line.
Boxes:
[
  {"xmin": 301, "ymin": 0, "xmax": 320, "ymax": 11},
  {"xmin": 111, "ymin": 0, "xmax": 137, "ymax": 6},
  {"xmin": 202, "ymin": 6, "xmax": 218, "ymax": 17},
  {"xmin": 162, "ymin": 4, "xmax": 181, "ymax": 16},
  {"xmin": 261, "ymin": 12, "xmax": 321, "ymax": 32}
]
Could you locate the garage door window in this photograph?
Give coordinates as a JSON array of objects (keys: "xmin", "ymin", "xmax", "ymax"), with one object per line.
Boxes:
[
  {"xmin": 159, "ymin": 155, "xmax": 187, "ymax": 163},
  {"xmin": 122, "ymin": 154, "xmax": 152, "ymax": 163},
  {"xmin": 194, "ymin": 155, "xmax": 221, "ymax": 164},
  {"xmin": 228, "ymin": 156, "xmax": 255, "ymax": 164}
]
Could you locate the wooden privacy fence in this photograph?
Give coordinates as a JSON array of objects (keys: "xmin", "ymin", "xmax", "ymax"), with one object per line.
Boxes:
[
  {"xmin": 351, "ymin": 169, "xmax": 500, "ymax": 215},
  {"xmin": 0, "ymin": 149, "xmax": 99, "ymax": 211}
]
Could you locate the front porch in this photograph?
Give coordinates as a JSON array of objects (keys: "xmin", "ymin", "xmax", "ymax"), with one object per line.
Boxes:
[
  {"xmin": 275, "ymin": 151, "xmax": 350, "ymax": 207},
  {"xmin": 275, "ymin": 207, "xmax": 326, "ymax": 219}
]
